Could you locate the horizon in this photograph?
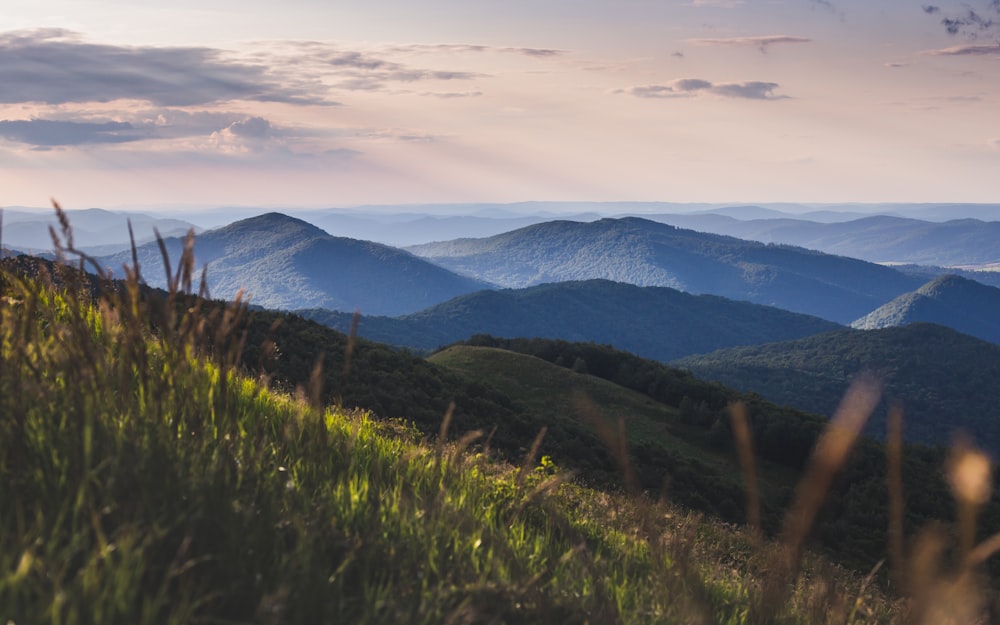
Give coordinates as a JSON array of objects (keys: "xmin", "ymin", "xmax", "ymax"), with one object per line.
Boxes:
[{"xmin": 3, "ymin": 1, "xmax": 1000, "ymax": 209}]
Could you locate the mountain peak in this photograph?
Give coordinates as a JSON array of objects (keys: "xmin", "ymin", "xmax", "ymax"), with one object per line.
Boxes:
[
  {"xmin": 917, "ymin": 273, "xmax": 977, "ymax": 297},
  {"xmin": 216, "ymin": 212, "xmax": 327, "ymax": 237},
  {"xmin": 852, "ymin": 273, "xmax": 1000, "ymax": 344}
]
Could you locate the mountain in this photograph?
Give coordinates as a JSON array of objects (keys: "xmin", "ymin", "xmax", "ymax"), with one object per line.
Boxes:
[
  {"xmin": 674, "ymin": 323, "xmax": 1000, "ymax": 452},
  {"xmin": 1, "ymin": 207, "xmax": 198, "ymax": 254},
  {"xmin": 298, "ymin": 279, "xmax": 841, "ymax": 360},
  {"xmin": 97, "ymin": 212, "xmax": 487, "ymax": 315},
  {"xmin": 406, "ymin": 217, "xmax": 925, "ymax": 323},
  {"xmin": 852, "ymin": 275, "xmax": 1000, "ymax": 345},
  {"xmin": 642, "ymin": 213, "xmax": 1000, "ymax": 268}
]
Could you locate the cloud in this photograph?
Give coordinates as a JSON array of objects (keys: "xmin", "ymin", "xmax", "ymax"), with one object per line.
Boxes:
[
  {"xmin": 688, "ymin": 0, "xmax": 745, "ymax": 6},
  {"xmin": 0, "ymin": 29, "xmax": 494, "ymax": 107},
  {"xmin": 617, "ymin": 78, "xmax": 786, "ymax": 100},
  {"xmin": 226, "ymin": 117, "xmax": 271, "ymax": 139},
  {"xmin": 382, "ymin": 43, "xmax": 565, "ymax": 57},
  {"xmin": 925, "ymin": 43, "xmax": 1000, "ymax": 54},
  {"xmin": 418, "ymin": 91, "xmax": 484, "ymax": 98},
  {"xmin": 686, "ymin": 35, "xmax": 812, "ymax": 53},
  {"xmin": 925, "ymin": 1, "xmax": 1000, "ymax": 39},
  {"xmin": 208, "ymin": 117, "xmax": 276, "ymax": 153},
  {"xmin": 0, "ymin": 119, "xmax": 144, "ymax": 146},
  {"xmin": 0, "ymin": 29, "xmax": 330, "ymax": 107}
]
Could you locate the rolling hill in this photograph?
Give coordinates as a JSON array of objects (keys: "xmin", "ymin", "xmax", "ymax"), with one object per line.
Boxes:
[
  {"xmin": 297, "ymin": 279, "xmax": 841, "ymax": 360},
  {"xmin": 406, "ymin": 216, "xmax": 926, "ymax": 323},
  {"xmin": 97, "ymin": 212, "xmax": 488, "ymax": 315},
  {"xmin": 851, "ymin": 274, "xmax": 1000, "ymax": 345},
  {"xmin": 674, "ymin": 323, "xmax": 1000, "ymax": 452}
]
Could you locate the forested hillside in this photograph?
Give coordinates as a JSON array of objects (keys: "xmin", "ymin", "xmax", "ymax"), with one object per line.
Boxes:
[
  {"xmin": 675, "ymin": 324, "xmax": 1000, "ymax": 452},
  {"xmin": 297, "ymin": 279, "xmax": 841, "ymax": 360}
]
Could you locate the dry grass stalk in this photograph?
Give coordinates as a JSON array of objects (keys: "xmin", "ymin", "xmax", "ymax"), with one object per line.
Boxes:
[{"xmin": 729, "ymin": 401, "xmax": 761, "ymax": 540}]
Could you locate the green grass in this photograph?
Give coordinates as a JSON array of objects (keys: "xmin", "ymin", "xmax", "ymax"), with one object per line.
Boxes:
[
  {"xmin": 0, "ymin": 222, "xmax": 994, "ymax": 623},
  {"xmin": 430, "ymin": 345, "xmax": 798, "ymax": 504}
]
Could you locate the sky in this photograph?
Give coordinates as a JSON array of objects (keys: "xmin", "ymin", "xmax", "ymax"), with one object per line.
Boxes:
[{"xmin": 2, "ymin": 0, "xmax": 1000, "ymax": 211}]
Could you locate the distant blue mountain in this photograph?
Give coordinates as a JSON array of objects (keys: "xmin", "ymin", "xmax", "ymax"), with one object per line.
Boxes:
[
  {"xmin": 852, "ymin": 274, "xmax": 1000, "ymax": 345},
  {"xmin": 641, "ymin": 213, "xmax": 1000, "ymax": 267},
  {"xmin": 406, "ymin": 217, "xmax": 925, "ymax": 323},
  {"xmin": 1, "ymin": 207, "xmax": 197, "ymax": 254},
  {"xmin": 97, "ymin": 212, "xmax": 488, "ymax": 315}
]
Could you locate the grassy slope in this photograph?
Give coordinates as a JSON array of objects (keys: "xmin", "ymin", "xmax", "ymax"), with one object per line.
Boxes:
[
  {"xmin": 0, "ymin": 256, "xmax": 906, "ymax": 623},
  {"xmin": 429, "ymin": 346, "xmax": 797, "ymax": 506}
]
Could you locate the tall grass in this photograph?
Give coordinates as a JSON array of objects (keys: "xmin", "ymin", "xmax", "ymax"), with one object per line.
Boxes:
[{"xmin": 0, "ymin": 206, "xmax": 995, "ymax": 623}]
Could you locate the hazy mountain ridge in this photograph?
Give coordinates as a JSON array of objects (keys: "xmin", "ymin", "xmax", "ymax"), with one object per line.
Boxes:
[
  {"xmin": 97, "ymin": 212, "xmax": 488, "ymax": 315},
  {"xmin": 296, "ymin": 279, "xmax": 841, "ymax": 361},
  {"xmin": 1, "ymin": 207, "xmax": 198, "ymax": 254},
  {"xmin": 674, "ymin": 323, "xmax": 1000, "ymax": 452},
  {"xmin": 643, "ymin": 213, "xmax": 1000, "ymax": 267},
  {"xmin": 406, "ymin": 216, "xmax": 926, "ymax": 323},
  {"xmin": 851, "ymin": 274, "xmax": 1000, "ymax": 345}
]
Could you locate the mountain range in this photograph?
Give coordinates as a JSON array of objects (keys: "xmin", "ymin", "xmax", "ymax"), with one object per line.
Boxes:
[
  {"xmin": 297, "ymin": 279, "xmax": 841, "ymax": 361},
  {"xmin": 1, "ymin": 207, "xmax": 197, "ymax": 254},
  {"xmin": 644, "ymin": 213, "xmax": 1000, "ymax": 268},
  {"xmin": 97, "ymin": 212, "xmax": 486, "ymax": 315},
  {"xmin": 406, "ymin": 216, "xmax": 927, "ymax": 324}
]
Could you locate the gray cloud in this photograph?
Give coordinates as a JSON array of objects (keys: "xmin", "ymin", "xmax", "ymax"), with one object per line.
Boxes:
[
  {"xmin": 711, "ymin": 82, "xmax": 783, "ymax": 99},
  {"xmin": 0, "ymin": 30, "xmax": 492, "ymax": 107},
  {"xmin": 244, "ymin": 40, "xmax": 487, "ymax": 93},
  {"xmin": 0, "ymin": 111, "xmax": 292, "ymax": 149},
  {"xmin": 674, "ymin": 78, "xmax": 715, "ymax": 91},
  {"xmin": 226, "ymin": 117, "xmax": 271, "ymax": 139},
  {"xmin": 618, "ymin": 78, "xmax": 786, "ymax": 100},
  {"xmin": 383, "ymin": 43, "xmax": 565, "ymax": 57},
  {"xmin": 331, "ymin": 68, "xmax": 482, "ymax": 92},
  {"xmin": 0, "ymin": 119, "xmax": 144, "ymax": 146},
  {"xmin": 687, "ymin": 35, "xmax": 812, "ymax": 53},
  {"xmin": 926, "ymin": 43, "xmax": 1000, "ymax": 54},
  {"xmin": 689, "ymin": 0, "xmax": 745, "ymax": 6},
  {"xmin": 925, "ymin": 1, "xmax": 1000, "ymax": 39},
  {"xmin": 0, "ymin": 29, "xmax": 330, "ymax": 106},
  {"xmin": 418, "ymin": 91, "xmax": 484, "ymax": 98}
]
